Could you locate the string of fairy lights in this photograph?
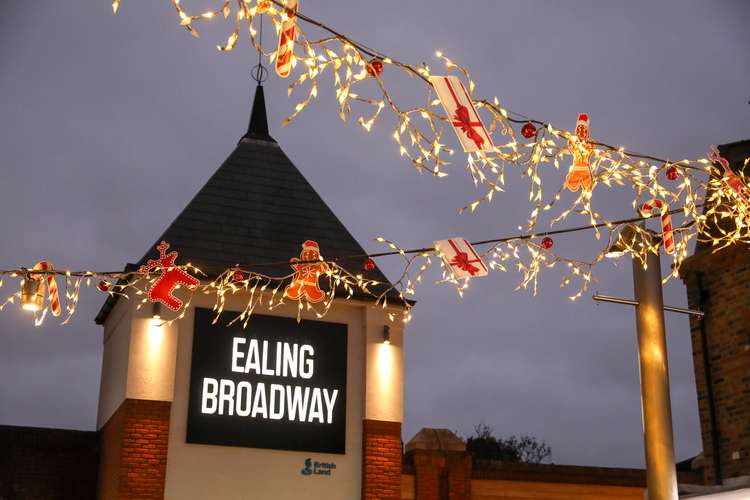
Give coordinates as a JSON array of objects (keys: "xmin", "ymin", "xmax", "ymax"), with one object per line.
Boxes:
[
  {"xmin": 0, "ymin": 203, "xmax": 724, "ymax": 327},
  {"xmin": 1, "ymin": 0, "xmax": 748, "ymax": 327}
]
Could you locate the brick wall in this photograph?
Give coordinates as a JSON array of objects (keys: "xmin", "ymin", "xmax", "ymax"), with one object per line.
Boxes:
[
  {"xmin": 362, "ymin": 419, "xmax": 402, "ymax": 500},
  {"xmin": 98, "ymin": 399, "xmax": 171, "ymax": 500},
  {"xmin": 406, "ymin": 450, "xmax": 471, "ymax": 500},
  {"xmin": 681, "ymin": 243, "xmax": 750, "ymax": 483},
  {"xmin": 0, "ymin": 425, "xmax": 99, "ymax": 500}
]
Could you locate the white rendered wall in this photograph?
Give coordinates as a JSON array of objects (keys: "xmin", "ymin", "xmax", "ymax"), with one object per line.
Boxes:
[
  {"xmin": 364, "ymin": 307, "xmax": 404, "ymax": 423},
  {"xmin": 126, "ymin": 317, "xmax": 178, "ymax": 402},
  {"xmin": 96, "ymin": 285, "xmax": 405, "ymax": 499},
  {"xmin": 161, "ymin": 292, "xmax": 404, "ymax": 500},
  {"xmin": 97, "ymin": 298, "xmax": 180, "ymax": 430},
  {"xmin": 96, "ymin": 298, "xmax": 131, "ymax": 429}
]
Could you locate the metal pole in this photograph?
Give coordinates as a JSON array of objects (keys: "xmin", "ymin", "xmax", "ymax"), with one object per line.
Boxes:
[{"xmin": 632, "ymin": 236, "xmax": 678, "ymax": 500}]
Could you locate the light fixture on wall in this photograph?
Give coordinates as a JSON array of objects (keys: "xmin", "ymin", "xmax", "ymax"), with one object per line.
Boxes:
[
  {"xmin": 152, "ymin": 302, "xmax": 162, "ymax": 320},
  {"xmin": 20, "ymin": 275, "xmax": 43, "ymax": 312},
  {"xmin": 383, "ymin": 325, "xmax": 391, "ymax": 345}
]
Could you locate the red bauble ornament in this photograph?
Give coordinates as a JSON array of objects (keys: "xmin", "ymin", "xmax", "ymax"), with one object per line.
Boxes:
[
  {"xmin": 521, "ymin": 122, "xmax": 537, "ymax": 139},
  {"xmin": 97, "ymin": 281, "xmax": 110, "ymax": 292},
  {"xmin": 541, "ymin": 236, "xmax": 554, "ymax": 250},
  {"xmin": 367, "ymin": 59, "xmax": 384, "ymax": 78},
  {"xmin": 364, "ymin": 258, "xmax": 376, "ymax": 271},
  {"xmin": 233, "ymin": 270, "xmax": 244, "ymax": 282},
  {"xmin": 666, "ymin": 166, "xmax": 679, "ymax": 181},
  {"xmin": 256, "ymin": 0, "xmax": 271, "ymax": 13}
]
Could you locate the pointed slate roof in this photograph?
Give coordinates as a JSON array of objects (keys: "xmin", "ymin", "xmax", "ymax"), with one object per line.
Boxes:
[{"xmin": 96, "ymin": 85, "xmax": 396, "ymax": 324}]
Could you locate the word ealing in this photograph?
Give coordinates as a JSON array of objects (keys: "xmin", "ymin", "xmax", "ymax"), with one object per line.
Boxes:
[{"xmin": 200, "ymin": 338, "xmax": 340, "ymax": 424}]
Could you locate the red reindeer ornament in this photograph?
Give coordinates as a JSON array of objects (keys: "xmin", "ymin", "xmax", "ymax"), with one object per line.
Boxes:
[
  {"xmin": 285, "ymin": 240, "xmax": 329, "ymax": 303},
  {"xmin": 139, "ymin": 241, "xmax": 200, "ymax": 311}
]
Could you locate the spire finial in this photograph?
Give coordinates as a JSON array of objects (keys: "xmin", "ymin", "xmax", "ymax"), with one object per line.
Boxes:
[{"xmin": 242, "ymin": 15, "xmax": 274, "ymax": 143}]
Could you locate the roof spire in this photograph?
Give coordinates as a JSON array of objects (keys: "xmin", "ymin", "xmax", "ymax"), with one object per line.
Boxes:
[
  {"xmin": 241, "ymin": 14, "xmax": 274, "ymax": 143},
  {"xmin": 242, "ymin": 83, "xmax": 274, "ymax": 142}
]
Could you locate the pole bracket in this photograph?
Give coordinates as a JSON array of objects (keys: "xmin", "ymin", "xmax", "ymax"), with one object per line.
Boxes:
[{"xmin": 593, "ymin": 293, "xmax": 704, "ymax": 317}]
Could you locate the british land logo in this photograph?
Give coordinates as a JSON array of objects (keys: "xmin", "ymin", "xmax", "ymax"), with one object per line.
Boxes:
[{"xmin": 301, "ymin": 458, "xmax": 336, "ymax": 476}]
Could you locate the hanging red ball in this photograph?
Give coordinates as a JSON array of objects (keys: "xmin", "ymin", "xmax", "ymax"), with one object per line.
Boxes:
[
  {"xmin": 367, "ymin": 59, "xmax": 384, "ymax": 78},
  {"xmin": 541, "ymin": 236, "xmax": 554, "ymax": 250},
  {"xmin": 666, "ymin": 166, "xmax": 679, "ymax": 181},
  {"xmin": 521, "ymin": 122, "xmax": 537, "ymax": 139},
  {"xmin": 97, "ymin": 281, "xmax": 110, "ymax": 292},
  {"xmin": 233, "ymin": 271, "xmax": 244, "ymax": 282},
  {"xmin": 364, "ymin": 258, "xmax": 376, "ymax": 271},
  {"xmin": 256, "ymin": 0, "xmax": 271, "ymax": 13}
]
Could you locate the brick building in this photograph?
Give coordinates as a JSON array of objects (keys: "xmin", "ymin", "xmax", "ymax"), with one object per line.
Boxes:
[{"xmin": 680, "ymin": 139, "xmax": 750, "ymax": 490}]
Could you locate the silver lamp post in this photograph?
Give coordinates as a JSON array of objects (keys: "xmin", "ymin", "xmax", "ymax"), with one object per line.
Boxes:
[{"xmin": 595, "ymin": 226, "xmax": 703, "ymax": 500}]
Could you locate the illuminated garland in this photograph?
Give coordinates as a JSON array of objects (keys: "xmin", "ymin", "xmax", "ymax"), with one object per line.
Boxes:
[
  {"xmin": 105, "ymin": 0, "xmax": 750, "ymax": 245},
  {"xmin": 0, "ymin": 206, "xmax": 730, "ymax": 327},
  {"xmin": 3, "ymin": 0, "xmax": 748, "ymax": 327}
]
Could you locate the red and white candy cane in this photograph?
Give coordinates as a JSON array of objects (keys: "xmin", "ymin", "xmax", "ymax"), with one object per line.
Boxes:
[
  {"xmin": 31, "ymin": 260, "xmax": 62, "ymax": 316},
  {"xmin": 275, "ymin": 0, "xmax": 298, "ymax": 78},
  {"xmin": 640, "ymin": 199, "xmax": 675, "ymax": 255}
]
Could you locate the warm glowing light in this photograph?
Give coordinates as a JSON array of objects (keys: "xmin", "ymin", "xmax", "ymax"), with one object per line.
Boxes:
[
  {"xmin": 20, "ymin": 279, "xmax": 42, "ymax": 312},
  {"xmin": 1, "ymin": 0, "xmax": 747, "ymax": 327}
]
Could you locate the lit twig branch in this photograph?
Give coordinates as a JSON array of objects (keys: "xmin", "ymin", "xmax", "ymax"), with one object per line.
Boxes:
[{"xmin": 7, "ymin": 0, "xmax": 745, "ymax": 326}]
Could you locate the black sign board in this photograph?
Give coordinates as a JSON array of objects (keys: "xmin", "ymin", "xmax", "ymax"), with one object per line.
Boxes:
[{"xmin": 187, "ymin": 308, "xmax": 348, "ymax": 454}]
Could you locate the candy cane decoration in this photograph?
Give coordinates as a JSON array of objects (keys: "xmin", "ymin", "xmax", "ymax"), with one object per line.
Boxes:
[
  {"xmin": 640, "ymin": 199, "xmax": 675, "ymax": 254},
  {"xmin": 31, "ymin": 261, "xmax": 62, "ymax": 316},
  {"xmin": 275, "ymin": 0, "xmax": 298, "ymax": 78}
]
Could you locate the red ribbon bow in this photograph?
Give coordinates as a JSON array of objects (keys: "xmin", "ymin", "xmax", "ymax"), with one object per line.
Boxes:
[
  {"xmin": 449, "ymin": 250, "xmax": 481, "ymax": 276},
  {"xmin": 452, "ymin": 105, "xmax": 485, "ymax": 149}
]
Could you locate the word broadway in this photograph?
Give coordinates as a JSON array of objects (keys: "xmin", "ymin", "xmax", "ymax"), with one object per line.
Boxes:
[{"xmin": 199, "ymin": 337, "xmax": 340, "ymax": 424}]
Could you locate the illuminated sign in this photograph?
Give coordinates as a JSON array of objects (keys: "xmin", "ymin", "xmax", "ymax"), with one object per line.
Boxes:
[{"xmin": 186, "ymin": 309, "xmax": 347, "ymax": 454}]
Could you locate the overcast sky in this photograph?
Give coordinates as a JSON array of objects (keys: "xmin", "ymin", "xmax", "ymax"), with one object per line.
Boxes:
[{"xmin": 1, "ymin": 1, "xmax": 748, "ymax": 468}]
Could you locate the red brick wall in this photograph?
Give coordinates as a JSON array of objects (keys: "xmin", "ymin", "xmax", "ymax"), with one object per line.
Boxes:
[
  {"xmin": 407, "ymin": 450, "xmax": 471, "ymax": 500},
  {"xmin": 362, "ymin": 419, "xmax": 402, "ymax": 500},
  {"xmin": 412, "ymin": 452, "xmax": 444, "ymax": 500},
  {"xmin": 681, "ymin": 244, "xmax": 750, "ymax": 483},
  {"xmin": 98, "ymin": 399, "xmax": 171, "ymax": 500},
  {"xmin": 447, "ymin": 453, "xmax": 471, "ymax": 500}
]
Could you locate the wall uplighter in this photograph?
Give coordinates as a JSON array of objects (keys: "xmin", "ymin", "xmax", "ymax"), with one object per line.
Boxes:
[
  {"xmin": 383, "ymin": 325, "xmax": 391, "ymax": 345},
  {"xmin": 152, "ymin": 301, "xmax": 162, "ymax": 320}
]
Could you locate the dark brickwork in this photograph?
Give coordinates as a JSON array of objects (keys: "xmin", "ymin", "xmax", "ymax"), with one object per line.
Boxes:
[
  {"xmin": 406, "ymin": 450, "xmax": 471, "ymax": 500},
  {"xmin": 98, "ymin": 399, "xmax": 171, "ymax": 500},
  {"xmin": 362, "ymin": 419, "xmax": 402, "ymax": 500},
  {"xmin": 0, "ymin": 425, "xmax": 98, "ymax": 500},
  {"xmin": 681, "ymin": 243, "xmax": 750, "ymax": 483}
]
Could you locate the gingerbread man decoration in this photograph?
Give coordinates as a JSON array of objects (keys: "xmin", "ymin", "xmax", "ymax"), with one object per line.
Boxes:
[
  {"xmin": 284, "ymin": 240, "xmax": 329, "ymax": 303},
  {"xmin": 564, "ymin": 113, "xmax": 595, "ymax": 192},
  {"xmin": 139, "ymin": 241, "xmax": 200, "ymax": 311}
]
